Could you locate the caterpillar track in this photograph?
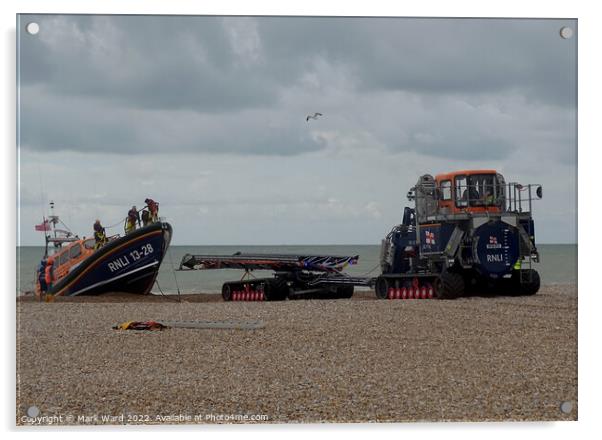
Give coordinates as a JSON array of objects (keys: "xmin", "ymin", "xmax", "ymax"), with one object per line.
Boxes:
[{"xmin": 180, "ymin": 254, "xmax": 363, "ymax": 301}]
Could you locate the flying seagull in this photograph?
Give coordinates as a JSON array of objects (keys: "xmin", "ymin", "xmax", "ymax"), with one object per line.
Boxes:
[{"xmin": 306, "ymin": 112, "xmax": 323, "ymax": 122}]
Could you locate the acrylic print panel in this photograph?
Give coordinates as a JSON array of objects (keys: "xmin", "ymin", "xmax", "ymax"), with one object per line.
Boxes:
[{"xmin": 16, "ymin": 15, "xmax": 577, "ymax": 425}]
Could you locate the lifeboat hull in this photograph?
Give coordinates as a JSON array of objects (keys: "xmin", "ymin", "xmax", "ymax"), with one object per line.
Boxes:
[{"xmin": 48, "ymin": 222, "xmax": 172, "ymax": 296}]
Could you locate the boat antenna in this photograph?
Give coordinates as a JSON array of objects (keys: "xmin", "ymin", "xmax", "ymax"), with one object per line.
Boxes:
[
  {"xmin": 49, "ymin": 201, "xmax": 57, "ymax": 242},
  {"xmin": 44, "ymin": 219, "xmax": 49, "ymax": 258},
  {"xmin": 37, "ymin": 164, "xmax": 49, "ymax": 257}
]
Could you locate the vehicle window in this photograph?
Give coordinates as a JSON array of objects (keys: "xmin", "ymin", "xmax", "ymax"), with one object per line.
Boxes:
[
  {"xmin": 469, "ymin": 175, "xmax": 483, "ymax": 206},
  {"xmin": 83, "ymin": 238, "xmax": 95, "ymax": 250},
  {"xmin": 69, "ymin": 244, "xmax": 82, "ymax": 259},
  {"xmin": 496, "ymin": 173, "xmax": 505, "ymax": 204},
  {"xmin": 455, "ymin": 176, "xmax": 468, "ymax": 207},
  {"xmin": 440, "ymin": 180, "xmax": 452, "ymax": 200},
  {"xmin": 58, "ymin": 251, "xmax": 69, "ymax": 266},
  {"xmin": 482, "ymin": 175, "xmax": 495, "ymax": 205},
  {"xmin": 468, "ymin": 174, "xmax": 496, "ymax": 206}
]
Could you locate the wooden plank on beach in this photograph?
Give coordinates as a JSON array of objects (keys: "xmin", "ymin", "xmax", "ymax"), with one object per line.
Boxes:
[{"xmin": 157, "ymin": 319, "xmax": 265, "ymax": 330}]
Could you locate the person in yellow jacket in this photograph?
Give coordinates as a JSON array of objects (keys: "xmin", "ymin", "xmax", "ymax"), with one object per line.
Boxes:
[
  {"xmin": 145, "ymin": 198, "xmax": 159, "ymax": 223},
  {"xmin": 125, "ymin": 206, "xmax": 140, "ymax": 234},
  {"xmin": 93, "ymin": 219, "xmax": 107, "ymax": 249}
]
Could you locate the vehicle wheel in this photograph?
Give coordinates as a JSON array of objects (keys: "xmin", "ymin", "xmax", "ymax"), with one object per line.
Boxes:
[
  {"xmin": 512, "ymin": 269, "xmax": 540, "ymax": 296},
  {"xmin": 222, "ymin": 283, "xmax": 233, "ymax": 301},
  {"xmin": 318, "ymin": 289, "xmax": 337, "ymax": 300},
  {"xmin": 335, "ymin": 285, "xmax": 354, "ymax": 299},
  {"xmin": 264, "ymin": 279, "xmax": 289, "ymax": 301},
  {"xmin": 434, "ymin": 271, "xmax": 464, "ymax": 299},
  {"xmin": 462, "ymin": 271, "xmax": 488, "ymax": 296},
  {"xmin": 374, "ymin": 277, "xmax": 389, "ymax": 299}
]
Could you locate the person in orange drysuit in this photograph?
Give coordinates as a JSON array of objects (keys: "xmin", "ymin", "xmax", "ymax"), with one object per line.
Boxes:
[{"xmin": 45, "ymin": 256, "xmax": 55, "ymax": 292}]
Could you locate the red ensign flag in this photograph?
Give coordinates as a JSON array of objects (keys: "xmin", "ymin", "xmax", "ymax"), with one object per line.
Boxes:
[{"xmin": 34, "ymin": 220, "xmax": 50, "ymax": 231}]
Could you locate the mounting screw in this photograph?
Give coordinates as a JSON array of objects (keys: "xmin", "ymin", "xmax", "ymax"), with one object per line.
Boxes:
[
  {"xmin": 26, "ymin": 22, "xmax": 40, "ymax": 35},
  {"xmin": 559, "ymin": 26, "xmax": 573, "ymax": 39},
  {"xmin": 560, "ymin": 401, "xmax": 574, "ymax": 414},
  {"xmin": 26, "ymin": 405, "xmax": 40, "ymax": 417}
]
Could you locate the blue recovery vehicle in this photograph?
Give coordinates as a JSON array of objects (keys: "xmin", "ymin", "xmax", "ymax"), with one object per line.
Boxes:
[{"xmin": 376, "ymin": 169, "xmax": 542, "ymax": 299}]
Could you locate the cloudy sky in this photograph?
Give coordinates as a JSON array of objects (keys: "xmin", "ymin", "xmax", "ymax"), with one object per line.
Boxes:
[{"xmin": 17, "ymin": 15, "xmax": 576, "ymax": 245}]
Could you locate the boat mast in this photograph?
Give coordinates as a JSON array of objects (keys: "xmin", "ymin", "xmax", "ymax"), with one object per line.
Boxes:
[
  {"xmin": 44, "ymin": 201, "xmax": 78, "ymax": 251},
  {"xmin": 50, "ymin": 200, "xmax": 56, "ymax": 241},
  {"xmin": 43, "ymin": 216, "xmax": 49, "ymax": 258},
  {"xmin": 44, "ymin": 200, "xmax": 56, "ymax": 257}
]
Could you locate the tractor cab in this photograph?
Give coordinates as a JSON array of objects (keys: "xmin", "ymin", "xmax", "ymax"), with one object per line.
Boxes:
[
  {"xmin": 436, "ymin": 170, "xmax": 504, "ymax": 215},
  {"xmin": 409, "ymin": 169, "xmax": 542, "ymax": 223}
]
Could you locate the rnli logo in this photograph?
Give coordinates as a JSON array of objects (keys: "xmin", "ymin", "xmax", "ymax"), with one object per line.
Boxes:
[
  {"xmin": 486, "ymin": 235, "xmax": 502, "ymax": 249},
  {"xmin": 425, "ymin": 231, "xmax": 435, "ymax": 245},
  {"xmin": 108, "ymin": 255, "xmax": 131, "ymax": 273},
  {"xmin": 107, "ymin": 244, "xmax": 154, "ymax": 273},
  {"xmin": 486, "ymin": 254, "xmax": 504, "ymax": 263}
]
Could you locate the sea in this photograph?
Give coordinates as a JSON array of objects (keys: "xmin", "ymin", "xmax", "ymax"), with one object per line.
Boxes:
[{"xmin": 16, "ymin": 244, "xmax": 577, "ymax": 295}]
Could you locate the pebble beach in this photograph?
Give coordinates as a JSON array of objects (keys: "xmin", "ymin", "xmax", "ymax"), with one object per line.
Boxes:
[{"xmin": 16, "ymin": 284, "xmax": 577, "ymax": 425}]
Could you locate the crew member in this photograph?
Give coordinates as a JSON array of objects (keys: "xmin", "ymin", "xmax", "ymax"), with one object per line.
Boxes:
[
  {"xmin": 141, "ymin": 210, "xmax": 151, "ymax": 227},
  {"xmin": 145, "ymin": 198, "xmax": 159, "ymax": 223},
  {"xmin": 37, "ymin": 258, "xmax": 47, "ymax": 295},
  {"xmin": 484, "ymin": 189, "xmax": 495, "ymax": 205},
  {"xmin": 462, "ymin": 186, "xmax": 480, "ymax": 205},
  {"xmin": 125, "ymin": 206, "xmax": 140, "ymax": 234},
  {"xmin": 45, "ymin": 256, "xmax": 55, "ymax": 293},
  {"xmin": 93, "ymin": 219, "xmax": 107, "ymax": 249}
]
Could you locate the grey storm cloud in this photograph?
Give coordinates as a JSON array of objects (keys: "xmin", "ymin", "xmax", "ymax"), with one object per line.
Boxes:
[
  {"xmin": 19, "ymin": 87, "xmax": 319, "ymax": 155},
  {"xmin": 20, "ymin": 15, "xmax": 278, "ymax": 112},
  {"xmin": 18, "ymin": 14, "xmax": 576, "ymax": 161},
  {"xmin": 259, "ymin": 18, "xmax": 575, "ymax": 104}
]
